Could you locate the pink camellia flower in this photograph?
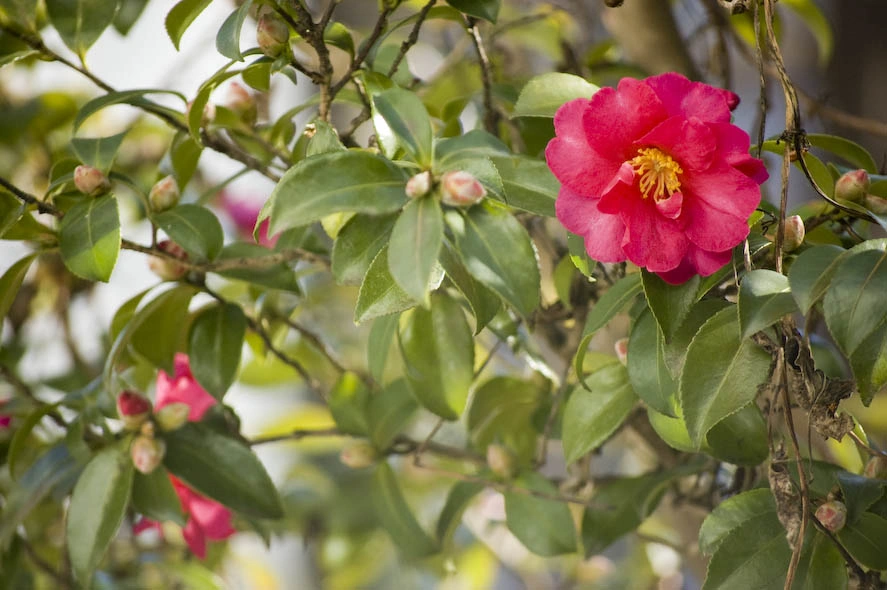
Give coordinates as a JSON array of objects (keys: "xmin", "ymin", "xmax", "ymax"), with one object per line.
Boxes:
[
  {"xmin": 0, "ymin": 415, "xmax": 11, "ymax": 429},
  {"xmin": 546, "ymin": 73, "xmax": 768, "ymax": 284},
  {"xmin": 220, "ymin": 192, "xmax": 278, "ymax": 248},
  {"xmin": 155, "ymin": 353, "xmax": 217, "ymax": 421},
  {"xmin": 170, "ymin": 475, "xmax": 237, "ymax": 559}
]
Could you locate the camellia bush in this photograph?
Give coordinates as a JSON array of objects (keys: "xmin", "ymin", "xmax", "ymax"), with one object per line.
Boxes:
[{"xmin": 3, "ymin": 0, "xmax": 887, "ymax": 587}]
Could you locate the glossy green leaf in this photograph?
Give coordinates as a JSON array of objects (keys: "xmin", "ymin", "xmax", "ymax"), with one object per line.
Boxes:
[
  {"xmin": 439, "ymin": 240, "xmax": 500, "ymax": 333},
  {"xmin": 306, "ymin": 120, "xmax": 346, "ymax": 156},
  {"xmin": 264, "ymin": 151, "xmax": 407, "ymax": 234},
  {"xmin": 165, "ymin": 0, "xmax": 212, "ymax": 50},
  {"xmin": 627, "ymin": 309, "xmax": 677, "ymax": 416},
  {"xmin": 367, "ymin": 378, "xmax": 418, "ymax": 449},
  {"xmin": 323, "ymin": 22, "xmax": 354, "ymax": 57},
  {"xmin": 738, "ymin": 269, "xmax": 798, "ymax": 339},
  {"xmin": 113, "ymin": 0, "xmax": 149, "ymax": 34},
  {"xmin": 641, "ymin": 270, "xmax": 699, "ymax": 341},
  {"xmin": 164, "ymin": 422, "xmax": 283, "ymax": 519},
  {"xmin": 705, "ymin": 404, "xmax": 769, "ymax": 466},
  {"xmin": 0, "ymin": 0, "xmax": 39, "ymax": 31},
  {"xmin": 73, "ymin": 89, "xmax": 184, "ymax": 131},
  {"xmin": 436, "ymin": 481, "xmax": 483, "ymax": 544},
  {"xmin": 467, "ymin": 376, "xmax": 544, "ymax": 461},
  {"xmin": 67, "ymin": 446, "xmax": 134, "ymax": 585},
  {"xmin": 679, "ymin": 306, "xmax": 771, "ymax": 448},
  {"xmin": 646, "ymin": 408, "xmax": 695, "ymax": 453},
  {"xmin": 214, "ymin": 242, "xmax": 301, "ymax": 292},
  {"xmin": 824, "ymin": 249, "xmax": 887, "ymax": 356},
  {"xmin": 59, "ymin": 195, "xmax": 120, "ymax": 282},
  {"xmin": 837, "ymin": 471, "xmax": 887, "ymax": 524},
  {"xmin": 781, "ymin": 0, "xmax": 833, "ymax": 68},
  {"xmin": 242, "ymin": 56, "xmax": 273, "ymax": 92},
  {"xmin": 373, "ymin": 87, "xmax": 434, "ymax": 166},
  {"xmin": 444, "ymin": 0, "xmax": 499, "ymax": 22},
  {"xmin": 128, "ymin": 285, "xmax": 196, "ymax": 373},
  {"xmin": 70, "ymin": 131, "xmax": 127, "ymax": 173},
  {"xmin": 792, "ymin": 532, "xmax": 849, "ymax": 590},
  {"xmin": 332, "ymin": 213, "xmax": 397, "ymax": 286},
  {"xmin": 807, "ymin": 133, "xmax": 877, "ymax": 173},
  {"xmin": 849, "ymin": 322, "xmax": 887, "ymax": 405},
  {"xmin": 371, "ymin": 462, "xmax": 438, "ymax": 558},
  {"xmin": 435, "ymin": 130, "xmax": 509, "ymax": 162},
  {"xmin": 0, "ymin": 254, "xmax": 37, "ymax": 321},
  {"xmin": 505, "ymin": 472, "xmax": 576, "ymax": 556},
  {"xmin": 662, "ymin": 299, "xmax": 729, "ymax": 379},
  {"xmin": 398, "ymin": 293, "xmax": 473, "ymax": 420},
  {"xmin": 388, "ymin": 197, "xmax": 443, "ymax": 303},
  {"xmin": 153, "ymin": 204, "xmax": 223, "ymax": 261},
  {"xmin": 132, "ymin": 466, "xmax": 186, "ymax": 526},
  {"xmin": 699, "ymin": 489, "xmax": 775, "ymax": 555},
  {"xmin": 329, "ymin": 372, "xmax": 370, "ymax": 436},
  {"xmin": 187, "ymin": 302, "xmax": 246, "ymax": 399},
  {"xmin": 563, "ymin": 363, "xmax": 637, "ymax": 464},
  {"xmin": 367, "ymin": 313, "xmax": 399, "ymax": 384},
  {"xmin": 701, "ymin": 510, "xmax": 791, "ymax": 589},
  {"xmin": 170, "ymin": 132, "xmax": 202, "ymax": 188},
  {"xmin": 355, "ymin": 246, "xmax": 422, "ymax": 324},
  {"xmin": 788, "ymin": 244, "xmax": 845, "ymax": 314},
  {"xmin": 446, "ymin": 205, "xmax": 540, "ymax": 317},
  {"xmin": 838, "ymin": 512, "xmax": 887, "ymax": 570},
  {"xmin": 487, "ymin": 155, "xmax": 557, "ymax": 217},
  {"xmin": 215, "ymin": 0, "xmax": 253, "ymax": 61},
  {"xmin": 46, "ymin": 0, "xmax": 119, "ymax": 58},
  {"xmin": 513, "ymin": 72, "xmax": 598, "ymax": 118}
]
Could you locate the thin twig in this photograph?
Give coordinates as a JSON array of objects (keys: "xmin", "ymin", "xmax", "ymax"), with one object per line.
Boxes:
[
  {"xmin": 248, "ymin": 427, "xmax": 340, "ymax": 446},
  {"xmin": 275, "ymin": 313, "xmax": 374, "ymax": 386},
  {"xmin": 412, "ymin": 418, "xmax": 445, "ymax": 466},
  {"xmin": 0, "ymin": 176, "xmax": 61, "ymax": 216},
  {"xmin": 387, "ymin": 0, "xmax": 437, "ymax": 78},
  {"xmin": 465, "ymin": 17, "xmax": 497, "ymax": 134},
  {"xmin": 330, "ymin": 7, "xmax": 394, "ymax": 98}
]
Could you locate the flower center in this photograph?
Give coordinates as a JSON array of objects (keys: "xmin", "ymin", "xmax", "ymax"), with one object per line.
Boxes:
[{"xmin": 629, "ymin": 148, "xmax": 683, "ymax": 201}]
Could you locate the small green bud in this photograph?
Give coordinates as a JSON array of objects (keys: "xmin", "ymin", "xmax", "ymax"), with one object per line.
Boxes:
[
  {"xmin": 155, "ymin": 402, "xmax": 190, "ymax": 432},
  {"xmin": 149, "ymin": 175, "xmax": 180, "ymax": 212}
]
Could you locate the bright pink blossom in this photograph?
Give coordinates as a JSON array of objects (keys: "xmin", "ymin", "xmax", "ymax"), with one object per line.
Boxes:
[
  {"xmin": 170, "ymin": 475, "xmax": 236, "ymax": 559},
  {"xmin": 155, "ymin": 353, "xmax": 217, "ymax": 421},
  {"xmin": 220, "ymin": 192, "xmax": 278, "ymax": 247},
  {"xmin": 546, "ymin": 73, "xmax": 768, "ymax": 284}
]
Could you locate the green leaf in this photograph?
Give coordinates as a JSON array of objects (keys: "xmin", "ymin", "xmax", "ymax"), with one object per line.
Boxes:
[
  {"xmin": 504, "ymin": 472, "xmax": 576, "ymax": 556},
  {"xmin": 113, "ymin": 0, "xmax": 149, "ymax": 35},
  {"xmin": 513, "ymin": 73, "xmax": 598, "ymax": 118},
  {"xmin": 699, "ymin": 489, "xmax": 775, "ymax": 555},
  {"xmin": 46, "ymin": 0, "xmax": 119, "ymax": 58},
  {"xmin": 323, "ymin": 22, "xmax": 354, "ymax": 58},
  {"xmin": 170, "ymin": 132, "xmax": 202, "ymax": 188},
  {"xmin": 264, "ymin": 151, "xmax": 407, "ymax": 234},
  {"xmin": 701, "ymin": 510, "xmax": 791, "ymax": 590},
  {"xmin": 73, "ymin": 89, "xmax": 185, "ymax": 132},
  {"xmin": 486, "ymin": 155, "xmax": 557, "ymax": 217},
  {"xmin": 70, "ymin": 131, "xmax": 128, "ymax": 173},
  {"xmin": 849, "ymin": 322, "xmax": 887, "ymax": 405},
  {"xmin": 641, "ymin": 270, "xmax": 699, "ymax": 341},
  {"xmin": 435, "ymin": 130, "xmax": 509, "ymax": 162},
  {"xmin": 837, "ymin": 471, "xmax": 887, "ymax": 524},
  {"xmin": 367, "ymin": 314, "xmax": 399, "ymax": 384},
  {"xmin": 444, "ymin": 0, "xmax": 500, "ymax": 22},
  {"xmin": 679, "ymin": 306, "xmax": 771, "ymax": 448},
  {"xmin": 807, "ymin": 133, "xmax": 877, "ymax": 173},
  {"xmin": 466, "ymin": 377, "xmax": 544, "ymax": 461},
  {"xmin": 823, "ymin": 249, "xmax": 887, "ymax": 356},
  {"xmin": 705, "ymin": 404, "xmax": 769, "ymax": 466},
  {"xmin": 214, "ymin": 243, "xmax": 301, "ymax": 292},
  {"xmin": 0, "ymin": 254, "xmax": 37, "ymax": 320},
  {"xmin": 164, "ymin": 422, "xmax": 283, "ymax": 519},
  {"xmin": 132, "ymin": 466, "xmax": 186, "ymax": 526},
  {"xmin": 627, "ymin": 309, "xmax": 677, "ymax": 416},
  {"xmin": 165, "ymin": 0, "xmax": 212, "ymax": 50},
  {"xmin": 446, "ymin": 205, "xmax": 540, "ymax": 317},
  {"xmin": 242, "ymin": 56, "xmax": 273, "ymax": 92},
  {"xmin": 371, "ymin": 462, "xmax": 438, "ymax": 558},
  {"xmin": 332, "ymin": 213, "xmax": 397, "ymax": 286},
  {"xmin": 436, "ymin": 481, "xmax": 483, "ymax": 544},
  {"xmin": 563, "ymin": 363, "xmax": 637, "ymax": 464},
  {"xmin": 153, "ymin": 204, "xmax": 224, "ymax": 261},
  {"xmin": 306, "ymin": 120, "xmax": 346, "ymax": 156},
  {"xmin": 127, "ymin": 285, "xmax": 196, "ymax": 373},
  {"xmin": 355, "ymin": 245, "xmax": 422, "ymax": 324},
  {"xmin": 328, "ymin": 372, "xmax": 370, "ymax": 436},
  {"xmin": 0, "ymin": 0, "xmax": 39, "ymax": 32},
  {"xmin": 59, "ymin": 195, "xmax": 121, "ymax": 282},
  {"xmin": 398, "ymin": 293, "xmax": 473, "ymax": 420},
  {"xmin": 838, "ymin": 512, "xmax": 887, "ymax": 570},
  {"xmin": 792, "ymin": 532, "xmax": 849, "ymax": 590},
  {"xmin": 67, "ymin": 446, "xmax": 134, "ymax": 586},
  {"xmin": 439, "ymin": 240, "xmax": 500, "ymax": 334},
  {"xmin": 781, "ymin": 0, "xmax": 833, "ymax": 68},
  {"xmin": 187, "ymin": 302, "xmax": 246, "ymax": 399},
  {"xmin": 387, "ymin": 197, "xmax": 443, "ymax": 304},
  {"xmin": 788, "ymin": 244, "xmax": 845, "ymax": 314},
  {"xmin": 215, "ymin": 0, "xmax": 253, "ymax": 61},
  {"xmin": 738, "ymin": 269, "xmax": 798, "ymax": 338},
  {"xmin": 373, "ymin": 87, "xmax": 434, "ymax": 166},
  {"xmin": 367, "ymin": 378, "xmax": 418, "ymax": 449}
]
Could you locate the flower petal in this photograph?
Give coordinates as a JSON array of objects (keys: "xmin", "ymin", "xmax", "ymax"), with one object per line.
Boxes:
[
  {"xmin": 636, "ymin": 116, "xmax": 717, "ymax": 172},
  {"xmin": 156, "ymin": 355, "xmax": 217, "ymax": 421},
  {"xmin": 689, "ymin": 246, "xmax": 733, "ymax": 276},
  {"xmin": 187, "ymin": 494, "xmax": 236, "ymax": 540},
  {"xmin": 619, "ymin": 198, "xmax": 689, "ymax": 272},
  {"xmin": 710, "ymin": 122, "xmax": 769, "ymax": 184},
  {"xmin": 682, "ymin": 163, "xmax": 760, "ymax": 251},
  {"xmin": 183, "ymin": 518, "xmax": 208, "ymax": 559},
  {"xmin": 645, "ymin": 72, "xmax": 737, "ymax": 123},
  {"xmin": 546, "ymin": 98, "xmax": 620, "ymax": 196},
  {"xmin": 555, "ymin": 186, "xmax": 627, "ymax": 263},
  {"xmin": 656, "ymin": 190, "xmax": 683, "ymax": 219},
  {"xmin": 583, "ymin": 78, "xmax": 668, "ymax": 161}
]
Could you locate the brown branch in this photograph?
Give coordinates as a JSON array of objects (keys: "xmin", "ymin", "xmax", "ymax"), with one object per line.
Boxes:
[
  {"xmin": 248, "ymin": 426, "xmax": 340, "ymax": 446},
  {"xmin": 0, "ymin": 176, "xmax": 61, "ymax": 217},
  {"xmin": 465, "ymin": 17, "xmax": 498, "ymax": 134},
  {"xmin": 387, "ymin": 0, "xmax": 437, "ymax": 78},
  {"xmin": 330, "ymin": 7, "xmax": 394, "ymax": 99},
  {"xmin": 275, "ymin": 313, "xmax": 374, "ymax": 386}
]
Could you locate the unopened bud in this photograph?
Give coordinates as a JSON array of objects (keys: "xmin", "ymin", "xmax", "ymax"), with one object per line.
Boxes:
[
  {"xmin": 257, "ymin": 13, "xmax": 289, "ymax": 58},
  {"xmin": 131, "ymin": 435, "xmax": 166, "ymax": 474},
  {"xmin": 864, "ymin": 455, "xmax": 887, "ymax": 479},
  {"xmin": 864, "ymin": 194, "xmax": 887, "ymax": 216},
  {"xmin": 835, "ymin": 169, "xmax": 870, "ymax": 204},
  {"xmin": 74, "ymin": 165, "xmax": 111, "ymax": 196},
  {"xmin": 406, "ymin": 171, "xmax": 432, "ymax": 198},
  {"xmin": 814, "ymin": 500, "xmax": 847, "ymax": 533},
  {"xmin": 222, "ymin": 83, "xmax": 257, "ymax": 125},
  {"xmin": 149, "ymin": 176, "xmax": 180, "ymax": 212},
  {"xmin": 614, "ymin": 338, "xmax": 629, "ymax": 365},
  {"xmin": 486, "ymin": 444, "xmax": 518, "ymax": 480},
  {"xmin": 440, "ymin": 171, "xmax": 486, "ymax": 207},
  {"xmin": 117, "ymin": 391, "xmax": 152, "ymax": 430},
  {"xmin": 148, "ymin": 240, "xmax": 188, "ymax": 281},
  {"xmin": 340, "ymin": 440, "xmax": 378, "ymax": 469},
  {"xmin": 155, "ymin": 402, "xmax": 190, "ymax": 432},
  {"xmin": 186, "ymin": 100, "xmax": 215, "ymax": 125},
  {"xmin": 783, "ymin": 215, "xmax": 805, "ymax": 252}
]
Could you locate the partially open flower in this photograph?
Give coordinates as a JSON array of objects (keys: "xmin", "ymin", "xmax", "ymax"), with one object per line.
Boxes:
[
  {"xmin": 131, "ymin": 435, "xmax": 166, "ymax": 474},
  {"xmin": 148, "ymin": 240, "xmax": 189, "ymax": 281},
  {"xmin": 814, "ymin": 500, "xmax": 847, "ymax": 533},
  {"xmin": 74, "ymin": 165, "xmax": 111, "ymax": 196},
  {"xmin": 257, "ymin": 12, "xmax": 289, "ymax": 58},
  {"xmin": 149, "ymin": 175, "xmax": 180, "ymax": 212},
  {"xmin": 340, "ymin": 440, "xmax": 378, "ymax": 468},
  {"xmin": 117, "ymin": 391, "xmax": 153, "ymax": 430},
  {"xmin": 835, "ymin": 169, "xmax": 870, "ymax": 204},
  {"xmin": 406, "ymin": 171, "xmax": 433, "ymax": 198},
  {"xmin": 440, "ymin": 170, "xmax": 486, "ymax": 207}
]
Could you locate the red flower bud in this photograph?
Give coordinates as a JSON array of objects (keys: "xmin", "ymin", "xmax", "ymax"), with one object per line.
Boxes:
[
  {"xmin": 814, "ymin": 500, "xmax": 847, "ymax": 533},
  {"xmin": 440, "ymin": 171, "xmax": 486, "ymax": 207},
  {"xmin": 614, "ymin": 338, "xmax": 629, "ymax": 365},
  {"xmin": 222, "ymin": 83, "xmax": 257, "ymax": 125},
  {"xmin": 117, "ymin": 391, "xmax": 152, "ymax": 430},
  {"xmin": 154, "ymin": 402, "xmax": 190, "ymax": 432},
  {"xmin": 405, "ymin": 171, "xmax": 432, "ymax": 198},
  {"xmin": 783, "ymin": 215, "xmax": 805, "ymax": 252},
  {"xmin": 149, "ymin": 175, "xmax": 180, "ymax": 212},
  {"xmin": 131, "ymin": 435, "xmax": 166, "ymax": 474},
  {"xmin": 148, "ymin": 240, "xmax": 189, "ymax": 281},
  {"xmin": 486, "ymin": 444, "xmax": 518, "ymax": 480},
  {"xmin": 835, "ymin": 169, "xmax": 870, "ymax": 204},
  {"xmin": 257, "ymin": 13, "xmax": 289, "ymax": 58},
  {"xmin": 74, "ymin": 165, "xmax": 111, "ymax": 196},
  {"xmin": 340, "ymin": 440, "xmax": 378, "ymax": 469},
  {"xmin": 864, "ymin": 455, "xmax": 887, "ymax": 479}
]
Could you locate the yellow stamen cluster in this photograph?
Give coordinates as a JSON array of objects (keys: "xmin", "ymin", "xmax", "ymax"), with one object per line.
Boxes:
[{"xmin": 629, "ymin": 148, "xmax": 683, "ymax": 201}]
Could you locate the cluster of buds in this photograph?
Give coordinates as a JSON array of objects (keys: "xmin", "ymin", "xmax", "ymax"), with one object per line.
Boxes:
[
  {"xmin": 148, "ymin": 240, "xmax": 189, "ymax": 281},
  {"xmin": 404, "ymin": 170, "xmax": 487, "ymax": 207},
  {"xmin": 74, "ymin": 165, "xmax": 111, "ymax": 196},
  {"xmin": 834, "ymin": 169, "xmax": 887, "ymax": 215},
  {"xmin": 256, "ymin": 8, "xmax": 290, "ymax": 58},
  {"xmin": 117, "ymin": 391, "xmax": 189, "ymax": 474},
  {"xmin": 149, "ymin": 175, "xmax": 180, "ymax": 212}
]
